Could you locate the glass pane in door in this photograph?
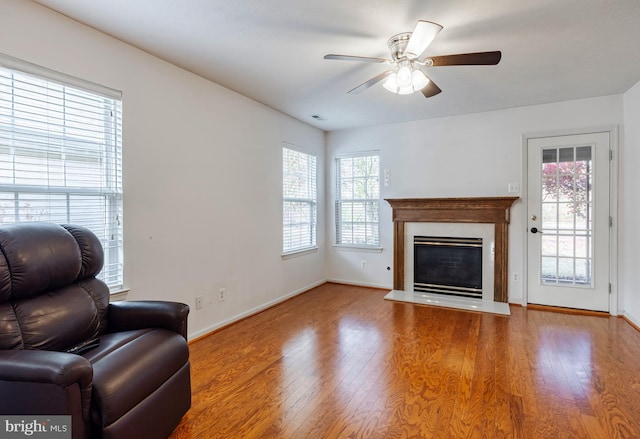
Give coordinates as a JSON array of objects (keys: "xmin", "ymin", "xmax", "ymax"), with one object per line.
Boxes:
[{"xmin": 540, "ymin": 145, "xmax": 593, "ymax": 286}]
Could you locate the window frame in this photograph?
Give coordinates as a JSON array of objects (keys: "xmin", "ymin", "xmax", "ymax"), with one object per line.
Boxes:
[
  {"xmin": 282, "ymin": 143, "xmax": 317, "ymax": 256},
  {"xmin": 334, "ymin": 151, "xmax": 381, "ymax": 250}
]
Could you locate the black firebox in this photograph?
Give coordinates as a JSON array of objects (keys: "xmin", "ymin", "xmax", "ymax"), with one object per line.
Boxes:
[{"xmin": 413, "ymin": 236, "xmax": 483, "ymax": 298}]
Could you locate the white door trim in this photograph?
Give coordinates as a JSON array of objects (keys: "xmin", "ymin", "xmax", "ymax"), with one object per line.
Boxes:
[{"xmin": 520, "ymin": 126, "xmax": 618, "ymax": 315}]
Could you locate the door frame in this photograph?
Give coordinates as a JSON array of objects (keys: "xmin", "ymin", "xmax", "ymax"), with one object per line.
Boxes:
[{"xmin": 520, "ymin": 126, "xmax": 619, "ymax": 315}]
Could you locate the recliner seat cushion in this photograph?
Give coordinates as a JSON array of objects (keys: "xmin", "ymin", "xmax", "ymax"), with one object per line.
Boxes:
[{"xmin": 85, "ymin": 328, "xmax": 189, "ymax": 427}]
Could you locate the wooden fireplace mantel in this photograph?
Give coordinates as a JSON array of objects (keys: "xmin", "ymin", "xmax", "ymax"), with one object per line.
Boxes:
[{"xmin": 385, "ymin": 197, "xmax": 519, "ymax": 303}]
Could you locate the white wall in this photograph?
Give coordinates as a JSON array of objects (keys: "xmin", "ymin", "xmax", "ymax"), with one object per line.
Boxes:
[
  {"xmin": 0, "ymin": 1, "xmax": 326, "ymax": 339},
  {"xmin": 621, "ymin": 80, "xmax": 640, "ymax": 326},
  {"xmin": 326, "ymin": 96, "xmax": 624, "ymax": 304}
]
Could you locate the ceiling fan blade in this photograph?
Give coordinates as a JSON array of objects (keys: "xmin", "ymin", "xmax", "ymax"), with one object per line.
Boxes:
[
  {"xmin": 405, "ymin": 20, "xmax": 443, "ymax": 59},
  {"xmin": 324, "ymin": 54, "xmax": 389, "ymax": 63},
  {"xmin": 348, "ymin": 70, "xmax": 393, "ymax": 94},
  {"xmin": 428, "ymin": 51, "xmax": 502, "ymax": 66},
  {"xmin": 421, "ymin": 79, "xmax": 442, "ymax": 98}
]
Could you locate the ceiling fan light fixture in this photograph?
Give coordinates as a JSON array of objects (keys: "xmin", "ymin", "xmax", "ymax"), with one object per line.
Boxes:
[
  {"xmin": 383, "ymin": 65, "xmax": 430, "ymax": 95},
  {"xmin": 396, "ymin": 65, "xmax": 413, "ymax": 88},
  {"xmin": 382, "ymin": 72, "xmax": 399, "ymax": 93},
  {"xmin": 411, "ymin": 69, "xmax": 430, "ymax": 90}
]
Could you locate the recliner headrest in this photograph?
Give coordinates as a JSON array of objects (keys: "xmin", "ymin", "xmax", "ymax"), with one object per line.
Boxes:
[{"xmin": 0, "ymin": 223, "xmax": 104, "ymax": 302}]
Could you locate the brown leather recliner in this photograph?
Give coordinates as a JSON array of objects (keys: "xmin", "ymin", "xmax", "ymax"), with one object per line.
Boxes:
[{"xmin": 0, "ymin": 222, "xmax": 191, "ymax": 439}]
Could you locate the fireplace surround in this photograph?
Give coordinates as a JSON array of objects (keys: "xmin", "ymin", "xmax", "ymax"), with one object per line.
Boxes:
[{"xmin": 386, "ymin": 197, "xmax": 518, "ymax": 303}]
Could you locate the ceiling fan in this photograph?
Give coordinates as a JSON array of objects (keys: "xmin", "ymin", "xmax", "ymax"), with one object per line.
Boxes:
[{"xmin": 324, "ymin": 20, "xmax": 501, "ymax": 97}]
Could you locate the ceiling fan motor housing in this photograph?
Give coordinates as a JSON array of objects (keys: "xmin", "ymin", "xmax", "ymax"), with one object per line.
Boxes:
[{"xmin": 388, "ymin": 32, "xmax": 412, "ymax": 61}]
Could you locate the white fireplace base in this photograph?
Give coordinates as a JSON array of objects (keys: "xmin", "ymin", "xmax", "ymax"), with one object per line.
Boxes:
[{"xmin": 384, "ymin": 290, "xmax": 511, "ymax": 315}]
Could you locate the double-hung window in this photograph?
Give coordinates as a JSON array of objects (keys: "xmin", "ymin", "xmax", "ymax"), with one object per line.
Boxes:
[
  {"xmin": 335, "ymin": 152, "xmax": 380, "ymax": 247},
  {"xmin": 282, "ymin": 144, "xmax": 317, "ymax": 254},
  {"xmin": 0, "ymin": 56, "xmax": 123, "ymax": 290}
]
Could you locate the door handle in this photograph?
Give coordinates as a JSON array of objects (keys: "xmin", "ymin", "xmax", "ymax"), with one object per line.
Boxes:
[{"xmin": 530, "ymin": 227, "xmax": 543, "ymax": 234}]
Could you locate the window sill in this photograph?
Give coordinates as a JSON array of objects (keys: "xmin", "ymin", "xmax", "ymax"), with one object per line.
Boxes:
[
  {"xmin": 333, "ymin": 245, "xmax": 383, "ymax": 253},
  {"xmin": 109, "ymin": 288, "xmax": 130, "ymax": 302},
  {"xmin": 282, "ymin": 247, "xmax": 318, "ymax": 260}
]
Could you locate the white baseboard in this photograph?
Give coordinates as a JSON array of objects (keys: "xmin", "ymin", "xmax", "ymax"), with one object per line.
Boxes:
[
  {"xmin": 623, "ymin": 309, "xmax": 640, "ymax": 331},
  {"xmin": 188, "ymin": 279, "xmax": 327, "ymax": 341}
]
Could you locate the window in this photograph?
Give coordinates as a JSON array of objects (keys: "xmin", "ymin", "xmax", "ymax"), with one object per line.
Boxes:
[
  {"xmin": 0, "ymin": 59, "xmax": 123, "ymax": 290},
  {"xmin": 335, "ymin": 153, "xmax": 380, "ymax": 247},
  {"xmin": 282, "ymin": 144, "xmax": 317, "ymax": 254}
]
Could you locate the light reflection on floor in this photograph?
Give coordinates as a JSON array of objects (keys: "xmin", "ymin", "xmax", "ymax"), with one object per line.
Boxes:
[
  {"xmin": 279, "ymin": 317, "xmax": 388, "ymax": 431},
  {"xmin": 535, "ymin": 325, "xmax": 593, "ymax": 400}
]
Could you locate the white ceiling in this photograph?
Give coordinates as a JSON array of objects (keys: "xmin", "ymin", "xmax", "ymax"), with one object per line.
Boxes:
[{"xmin": 33, "ymin": 0, "xmax": 640, "ymax": 131}]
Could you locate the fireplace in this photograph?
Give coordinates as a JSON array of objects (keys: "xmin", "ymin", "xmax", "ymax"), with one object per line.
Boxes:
[
  {"xmin": 385, "ymin": 197, "xmax": 518, "ymax": 303},
  {"xmin": 413, "ymin": 236, "xmax": 483, "ymax": 298}
]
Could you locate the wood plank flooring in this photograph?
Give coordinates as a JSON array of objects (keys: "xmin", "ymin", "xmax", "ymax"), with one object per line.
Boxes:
[{"xmin": 170, "ymin": 283, "xmax": 640, "ymax": 438}]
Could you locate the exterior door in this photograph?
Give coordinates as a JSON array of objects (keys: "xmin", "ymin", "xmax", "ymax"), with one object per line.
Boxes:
[{"xmin": 527, "ymin": 132, "xmax": 610, "ymax": 311}]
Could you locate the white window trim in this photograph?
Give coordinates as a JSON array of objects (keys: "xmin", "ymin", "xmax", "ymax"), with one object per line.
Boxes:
[
  {"xmin": 333, "ymin": 244, "xmax": 383, "ymax": 253},
  {"xmin": 282, "ymin": 247, "xmax": 318, "ymax": 259},
  {"xmin": 109, "ymin": 288, "xmax": 130, "ymax": 302},
  {"xmin": 0, "ymin": 53, "xmax": 121, "ymax": 100}
]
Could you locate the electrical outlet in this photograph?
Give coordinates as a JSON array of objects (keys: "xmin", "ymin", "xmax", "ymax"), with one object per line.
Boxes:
[
  {"xmin": 195, "ymin": 295, "xmax": 203, "ymax": 309},
  {"xmin": 218, "ymin": 288, "xmax": 226, "ymax": 302},
  {"xmin": 361, "ymin": 260, "xmax": 366, "ymax": 269},
  {"xmin": 512, "ymin": 273, "xmax": 519, "ymax": 282}
]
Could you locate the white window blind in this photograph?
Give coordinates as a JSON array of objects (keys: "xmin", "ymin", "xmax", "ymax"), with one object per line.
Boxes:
[
  {"xmin": 283, "ymin": 144, "xmax": 317, "ymax": 254},
  {"xmin": 0, "ymin": 60, "xmax": 123, "ymax": 290},
  {"xmin": 335, "ymin": 153, "xmax": 380, "ymax": 246}
]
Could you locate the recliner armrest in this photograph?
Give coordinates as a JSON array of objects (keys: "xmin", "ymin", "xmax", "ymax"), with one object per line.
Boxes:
[
  {"xmin": 107, "ymin": 301, "xmax": 189, "ymax": 339},
  {"xmin": 0, "ymin": 350, "xmax": 93, "ymax": 419},
  {"xmin": 0, "ymin": 350, "xmax": 92, "ymax": 386}
]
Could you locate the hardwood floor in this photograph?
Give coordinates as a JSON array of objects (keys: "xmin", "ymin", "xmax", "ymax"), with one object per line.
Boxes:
[{"xmin": 170, "ymin": 283, "xmax": 640, "ymax": 438}]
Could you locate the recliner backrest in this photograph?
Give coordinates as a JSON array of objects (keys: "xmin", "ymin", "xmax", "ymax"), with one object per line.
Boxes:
[{"xmin": 0, "ymin": 222, "xmax": 110, "ymax": 351}]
